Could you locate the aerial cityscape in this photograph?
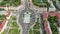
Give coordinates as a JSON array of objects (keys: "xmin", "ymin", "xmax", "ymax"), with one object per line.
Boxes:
[{"xmin": 0, "ymin": 0, "xmax": 60, "ymax": 34}]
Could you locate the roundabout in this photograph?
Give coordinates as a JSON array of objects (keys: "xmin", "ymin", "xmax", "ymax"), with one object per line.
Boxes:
[{"xmin": 18, "ymin": 9, "xmax": 36, "ymax": 34}]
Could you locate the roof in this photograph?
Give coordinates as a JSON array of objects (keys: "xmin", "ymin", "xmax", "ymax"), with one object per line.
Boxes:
[
  {"xmin": 45, "ymin": 21, "xmax": 50, "ymax": 34},
  {"xmin": 49, "ymin": 12, "xmax": 56, "ymax": 16},
  {"xmin": 0, "ymin": 19, "xmax": 7, "ymax": 32},
  {"xmin": 43, "ymin": 11, "xmax": 48, "ymax": 18}
]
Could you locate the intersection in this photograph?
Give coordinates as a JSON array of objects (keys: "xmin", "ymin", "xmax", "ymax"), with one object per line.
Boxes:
[{"xmin": 0, "ymin": 0, "xmax": 60, "ymax": 34}]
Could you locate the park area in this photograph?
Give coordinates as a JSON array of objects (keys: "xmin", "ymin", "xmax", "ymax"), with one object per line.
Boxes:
[
  {"xmin": 1, "ymin": 15, "xmax": 20, "ymax": 34},
  {"xmin": 32, "ymin": 0, "xmax": 49, "ymax": 7},
  {"xmin": 0, "ymin": 15, "xmax": 6, "ymax": 25},
  {"xmin": 29, "ymin": 18, "xmax": 40, "ymax": 34},
  {"xmin": 0, "ymin": 0, "xmax": 21, "ymax": 6}
]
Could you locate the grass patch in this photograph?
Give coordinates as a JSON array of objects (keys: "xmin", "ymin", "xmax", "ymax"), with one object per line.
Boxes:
[
  {"xmin": 33, "ymin": 18, "xmax": 40, "ymax": 29},
  {"xmin": 52, "ymin": 0, "xmax": 60, "ymax": 10},
  {"xmin": 33, "ymin": 30, "xmax": 40, "ymax": 34},
  {"xmin": 11, "ymin": 21, "xmax": 19, "ymax": 28},
  {"xmin": 29, "ymin": 29, "xmax": 33, "ymax": 34},
  {"xmin": 11, "ymin": 16, "xmax": 17, "ymax": 20},
  {"xmin": 0, "ymin": 15, "xmax": 6, "ymax": 25},
  {"xmin": 48, "ymin": 16, "xmax": 58, "ymax": 34},
  {"xmin": 0, "ymin": 0, "xmax": 21, "ymax": 6},
  {"xmin": 8, "ymin": 29, "xmax": 20, "ymax": 34}
]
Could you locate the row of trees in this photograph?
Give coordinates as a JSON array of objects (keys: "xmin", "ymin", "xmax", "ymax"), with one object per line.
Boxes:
[{"xmin": 48, "ymin": 16, "xmax": 58, "ymax": 34}]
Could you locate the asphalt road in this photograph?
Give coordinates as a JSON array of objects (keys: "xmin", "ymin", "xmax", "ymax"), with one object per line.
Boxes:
[
  {"xmin": 24, "ymin": 0, "xmax": 29, "ymax": 9},
  {"xmin": 18, "ymin": 0, "xmax": 36, "ymax": 34},
  {"xmin": 18, "ymin": 9, "xmax": 35, "ymax": 34}
]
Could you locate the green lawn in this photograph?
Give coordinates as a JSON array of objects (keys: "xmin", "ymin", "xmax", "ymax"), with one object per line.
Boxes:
[
  {"xmin": 29, "ymin": 29, "xmax": 33, "ymax": 34},
  {"xmin": 1, "ymin": 16, "xmax": 20, "ymax": 34},
  {"xmin": 32, "ymin": 0, "xmax": 48, "ymax": 7},
  {"xmin": 29, "ymin": 29, "xmax": 40, "ymax": 34},
  {"xmin": 0, "ymin": 15, "xmax": 6, "ymax": 20},
  {"xmin": 48, "ymin": 16, "xmax": 58, "ymax": 34},
  {"xmin": 0, "ymin": 15, "xmax": 6, "ymax": 34},
  {"xmin": 33, "ymin": 22, "xmax": 40, "ymax": 29},
  {"xmin": 33, "ymin": 18, "xmax": 40, "ymax": 29},
  {"xmin": 11, "ymin": 16, "xmax": 17, "ymax": 20},
  {"xmin": 0, "ymin": 15, "xmax": 6, "ymax": 25},
  {"xmin": 1, "ymin": 31, "xmax": 4, "ymax": 34},
  {"xmin": 8, "ymin": 16, "xmax": 20, "ymax": 34},
  {"xmin": 1, "ymin": 28, "xmax": 20, "ymax": 34},
  {"xmin": 10, "ymin": 16, "xmax": 19, "ymax": 28},
  {"xmin": 8, "ymin": 29, "xmax": 20, "ymax": 34},
  {"xmin": 0, "ymin": 0, "xmax": 21, "ymax": 6}
]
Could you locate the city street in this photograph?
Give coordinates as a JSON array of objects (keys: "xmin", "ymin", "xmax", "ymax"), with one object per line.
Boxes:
[
  {"xmin": 18, "ymin": 9, "xmax": 36, "ymax": 34},
  {"xmin": 0, "ymin": 0, "xmax": 60, "ymax": 34},
  {"xmin": 18, "ymin": 0, "xmax": 36, "ymax": 32}
]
